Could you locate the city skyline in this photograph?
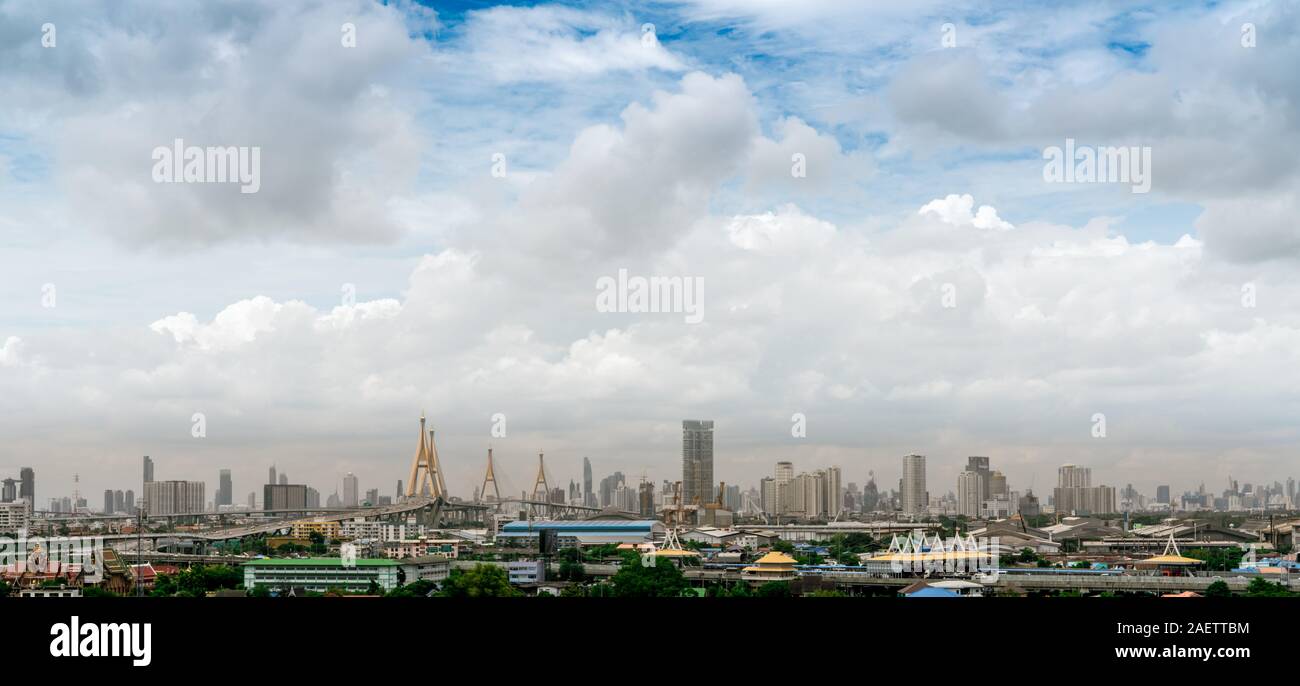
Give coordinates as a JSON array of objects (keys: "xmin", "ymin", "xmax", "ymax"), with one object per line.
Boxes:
[{"xmin": 12, "ymin": 429, "xmax": 1296, "ymax": 517}]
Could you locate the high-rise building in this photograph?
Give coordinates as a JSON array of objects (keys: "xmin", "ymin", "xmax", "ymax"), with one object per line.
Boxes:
[
  {"xmin": 1156, "ymin": 485, "xmax": 1171, "ymax": 505},
  {"xmin": 583, "ymin": 457, "xmax": 595, "ymax": 507},
  {"xmin": 124, "ymin": 489, "xmax": 135, "ymax": 515},
  {"xmin": 268, "ymin": 465, "xmax": 277, "ymax": 486},
  {"xmin": 823, "ymin": 467, "xmax": 843, "ymax": 517},
  {"xmin": 343, "ymin": 473, "xmax": 359, "ymax": 508},
  {"xmin": 989, "ymin": 471, "xmax": 1008, "ymax": 498},
  {"xmin": 103, "ymin": 489, "xmax": 115, "ymax": 514},
  {"xmin": 902, "ymin": 455, "xmax": 927, "ymax": 514},
  {"xmin": 142, "ymin": 457, "xmax": 153, "ymax": 484},
  {"xmin": 862, "ymin": 473, "xmax": 879, "ymax": 512},
  {"xmin": 1053, "ymin": 464, "xmax": 1116, "ymax": 515},
  {"xmin": 264, "ymin": 484, "xmax": 308, "ymax": 511},
  {"xmin": 600, "ymin": 472, "xmax": 624, "ymax": 508},
  {"xmin": 217, "ymin": 469, "xmax": 232, "ymax": 507},
  {"xmin": 19, "ymin": 467, "xmax": 35, "ymax": 512},
  {"xmin": 775, "ymin": 461, "xmax": 794, "ymax": 483},
  {"xmin": 114, "ymin": 490, "xmax": 125, "ymax": 513},
  {"xmin": 365, "ymin": 488, "xmax": 379, "ymax": 506},
  {"xmin": 1018, "ymin": 490, "xmax": 1041, "ymax": 517},
  {"xmin": 760, "ymin": 477, "xmax": 777, "ymax": 515},
  {"xmin": 957, "ymin": 469, "xmax": 983, "ymax": 518},
  {"xmin": 143, "ymin": 481, "xmax": 205, "ymax": 515},
  {"xmin": 682, "ymin": 420, "xmax": 714, "ymax": 506},
  {"xmin": 639, "ymin": 481, "xmax": 656, "ymax": 517},
  {"xmin": 279, "ymin": 473, "xmax": 288, "ymax": 486},
  {"xmin": 305, "ymin": 487, "xmax": 320, "ymax": 509},
  {"xmin": 1058, "ymin": 464, "xmax": 1091, "ymax": 488},
  {"xmin": 1, "ymin": 478, "xmax": 15, "ymax": 503}
]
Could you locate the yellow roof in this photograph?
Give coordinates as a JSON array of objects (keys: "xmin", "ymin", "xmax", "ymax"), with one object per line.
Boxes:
[
  {"xmin": 752, "ymin": 551, "xmax": 797, "ymax": 565},
  {"xmin": 653, "ymin": 548, "xmax": 700, "ymax": 557},
  {"xmin": 1138, "ymin": 555, "xmax": 1203, "ymax": 565}
]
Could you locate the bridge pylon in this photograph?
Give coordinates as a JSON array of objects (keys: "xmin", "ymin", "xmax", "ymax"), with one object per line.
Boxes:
[
  {"xmin": 405, "ymin": 413, "xmax": 446, "ymax": 499},
  {"xmin": 531, "ymin": 452, "xmax": 550, "ymax": 502},
  {"xmin": 479, "ymin": 447, "xmax": 502, "ymax": 506}
]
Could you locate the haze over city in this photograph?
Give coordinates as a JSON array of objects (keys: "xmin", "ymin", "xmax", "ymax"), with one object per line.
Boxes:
[{"xmin": 2, "ymin": 0, "xmax": 1299, "ymax": 504}]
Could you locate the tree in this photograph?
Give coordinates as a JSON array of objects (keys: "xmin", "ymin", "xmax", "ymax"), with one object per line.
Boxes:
[
  {"xmin": 387, "ymin": 579, "xmax": 438, "ymax": 597},
  {"xmin": 82, "ymin": 586, "xmax": 119, "ymax": 598},
  {"xmin": 808, "ymin": 589, "xmax": 846, "ymax": 597},
  {"xmin": 1185, "ymin": 547, "xmax": 1244, "ymax": 572},
  {"xmin": 1205, "ymin": 580, "xmax": 1231, "ymax": 597},
  {"xmin": 439, "ymin": 564, "xmax": 520, "ymax": 598},
  {"xmin": 308, "ymin": 531, "xmax": 327, "ymax": 555},
  {"xmin": 754, "ymin": 581, "xmax": 791, "ymax": 598},
  {"xmin": 772, "ymin": 540, "xmax": 795, "ymax": 554},
  {"xmin": 608, "ymin": 552, "xmax": 689, "ymax": 597},
  {"xmin": 557, "ymin": 558, "xmax": 585, "ymax": 582},
  {"xmin": 1246, "ymin": 577, "xmax": 1292, "ymax": 597}
]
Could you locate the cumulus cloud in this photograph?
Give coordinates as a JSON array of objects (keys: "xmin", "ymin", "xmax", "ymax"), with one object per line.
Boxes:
[
  {"xmin": 1, "ymin": 0, "xmax": 433, "ymax": 247},
  {"xmin": 919, "ymin": 194, "xmax": 1014, "ymax": 230}
]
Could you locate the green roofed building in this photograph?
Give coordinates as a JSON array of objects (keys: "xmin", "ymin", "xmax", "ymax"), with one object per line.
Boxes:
[{"xmin": 242, "ymin": 557, "xmax": 399, "ymax": 593}]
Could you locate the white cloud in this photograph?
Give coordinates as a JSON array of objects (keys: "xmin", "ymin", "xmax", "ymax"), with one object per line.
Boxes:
[
  {"xmin": 451, "ymin": 6, "xmax": 686, "ymax": 82},
  {"xmin": 919, "ymin": 194, "xmax": 1013, "ymax": 230}
]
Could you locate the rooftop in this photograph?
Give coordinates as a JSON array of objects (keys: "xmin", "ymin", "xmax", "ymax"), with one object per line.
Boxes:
[{"xmin": 242, "ymin": 557, "xmax": 398, "ymax": 567}]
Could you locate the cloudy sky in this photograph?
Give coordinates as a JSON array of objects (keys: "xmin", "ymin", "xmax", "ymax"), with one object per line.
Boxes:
[{"xmin": 1, "ymin": 0, "xmax": 1297, "ymax": 506}]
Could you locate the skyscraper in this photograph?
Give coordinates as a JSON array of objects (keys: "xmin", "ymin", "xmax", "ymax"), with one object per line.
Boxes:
[
  {"xmin": 268, "ymin": 465, "xmax": 276, "ymax": 486},
  {"xmin": 279, "ymin": 473, "xmax": 288, "ymax": 486},
  {"xmin": 1156, "ymin": 485, "xmax": 1171, "ymax": 504},
  {"xmin": 103, "ymin": 489, "xmax": 114, "ymax": 514},
  {"xmin": 901, "ymin": 454, "xmax": 927, "ymax": 514},
  {"xmin": 957, "ymin": 469, "xmax": 983, "ymax": 517},
  {"xmin": 583, "ymin": 457, "xmax": 595, "ymax": 507},
  {"xmin": 682, "ymin": 420, "xmax": 714, "ymax": 506},
  {"xmin": 343, "ymin": 472, "xmax": 359, "ymax": 508},
  {"xmin": 142, "ymin": 456, "xmax": 153, "ymax": 484},
  {"xmin": 217, "ymin": 469, "xmax": 232, "ymax": 507},
  {"xmin": 823, "ymin": 466, "xmax": 842, "ymax": 517},
  {"xmin": 19, "ymin": 467, "xmax": 34, "ymax": 513},
  {"xmin": 967, "ymin": 456, "xmax": 992, "ymax": 500}
]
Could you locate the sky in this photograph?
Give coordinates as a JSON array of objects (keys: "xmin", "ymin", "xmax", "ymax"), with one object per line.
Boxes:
[{"xmin": 1, "ymin": 0, "xmax": 1298, "ymax": 507}]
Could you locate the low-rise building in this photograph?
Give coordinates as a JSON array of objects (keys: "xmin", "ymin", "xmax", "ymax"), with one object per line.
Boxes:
[
  {"xmin": 398, "ymin": 555, "xmax": 450, "ymax": 586},
  {"xmin": 741, "ymin": 551, "xmax": 798, "ymax": 585},
  {"xmin": 340, "ymin": 520, "xmax": 426, "ymax": 542},
  {"xmin": 291, "ymin": 520, "xmax": 342, "ymax": 540},
  {"xmin": 506, "ymin": 560, "xmax": 546, "ymax": 585},
  {"xmin": 242, "ymin": 558, "xmax": 399, "ymax": 593},
  {"xmin": 383, "ymin": 538, "xmax": 464, "ymax": 559},
  {"xmin": 495, "ymin": 520, "xmax": 665, "ymax": 548},
  {"xmin": 0, "ymin": 501, "xmax": 30, "ymax": 534}
]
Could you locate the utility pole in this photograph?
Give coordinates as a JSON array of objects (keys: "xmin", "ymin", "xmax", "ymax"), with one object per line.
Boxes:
[{"xmin": 137, "ymin": 458, "xmax": 144, "ymax": 597}]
